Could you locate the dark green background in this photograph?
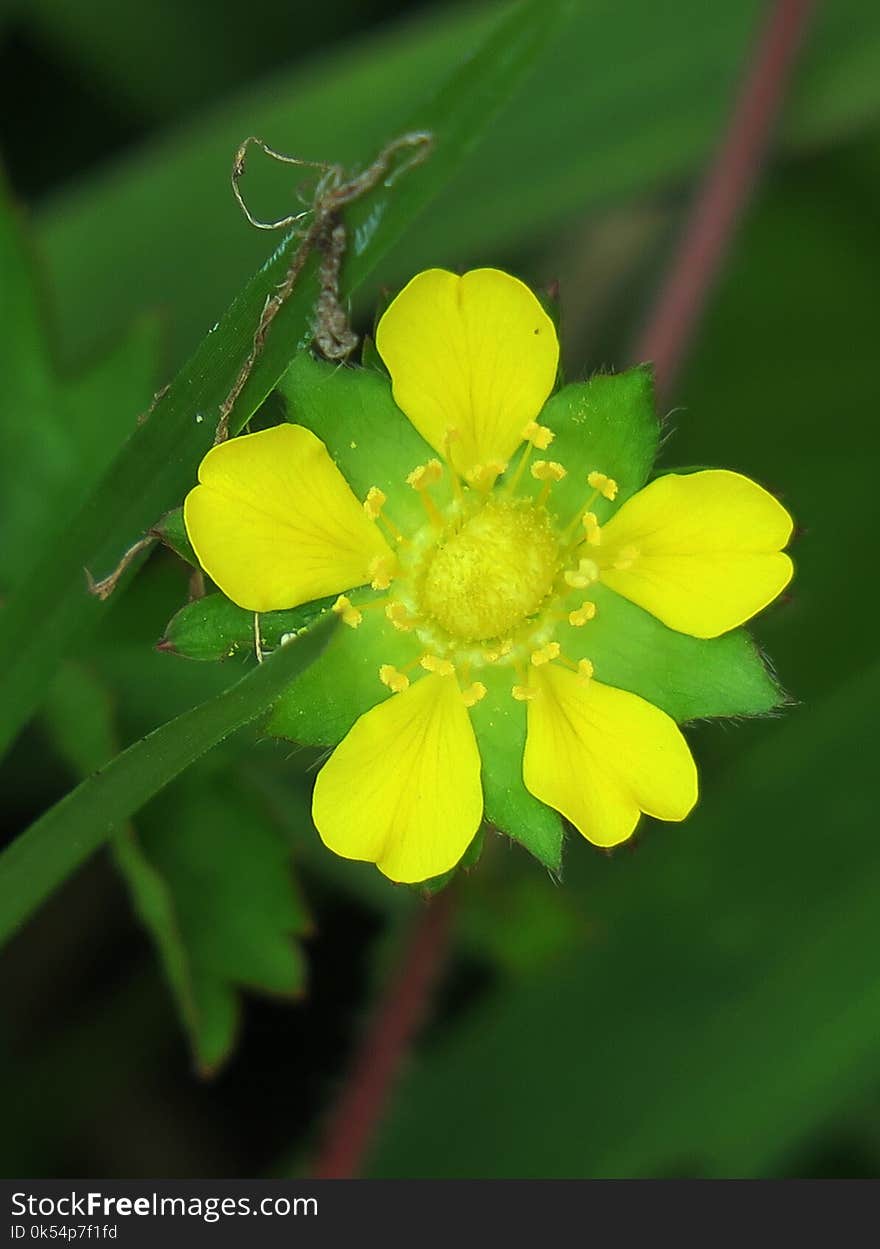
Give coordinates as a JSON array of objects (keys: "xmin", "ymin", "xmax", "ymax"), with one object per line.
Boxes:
[{"xmin": 1, "ymin": 0, "xmax": 879, "ymax": 1178}]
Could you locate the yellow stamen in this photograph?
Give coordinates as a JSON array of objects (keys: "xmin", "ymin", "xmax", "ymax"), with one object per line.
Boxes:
[
  {"xmin": 385, "ymin": 602, "xmax": 415, "ymax": 631},
  {"xmin": 378, "ymin": 664, "xmax": 410, "ymax": 694},
  {"xmin": 461, "ymin": 681, "xmax": 487, "ymax": 708},
  {"xmin": 563, "ymin": 558, "xmax": 599, "ymax": 589},
  {"xmin": 483, "ymin": 638, "xmax": 514, "ymax": 663},
  {"xmin": 466, "ymin": 461, "xmax": 507, "ymax": 491},
  {"xmin": 512, "ymin": 684, "xmax": 538, "ymax": 702},
  {"xmin": 587, "ymin": 471, "xmax": 618, "ymax": 500},
  {"xmin": 420, "ymin": 654, "xmax": 455, "ymax": 676},
  {"xmin": 568, "ymin": 600, "xmax": 597, "ymax": 627},
  {"xmin": 522, "ymin": 421, "xmax": 555, "ymax": 451},
  {"xmin": 369, "ymin": 553, "xmax": 397, "ymax": 591},
  {"xmin": 531, "ymin": 460, "xmax": 567, "ymax": 483},
  {"xmin": 363, "ymin": 486, "xmax": 386, "ymax": 519},
  {"xmin": 407, "ymin": 459, "xmax": 444, "ymax": 490},
  {"xmin": 442, "ymin": 429, "xmax": 465, "ymax": 503},
  {"xmin": 578, "ymin": 658, "xmax": 594, "ymax": 681},
  {"xmin": 582, "ymin": 512, "xmax": 602, "ymax": 546},
  {"xmin": 531, "ymin": 641, "xmax": 561, "ymax": 667},
  {"xmin": 332, "ymin": 594, "xmax": 362, "ymax": 629}
]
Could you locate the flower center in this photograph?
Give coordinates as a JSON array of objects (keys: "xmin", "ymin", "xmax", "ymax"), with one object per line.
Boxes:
[{"xmin": 419, "ymin": 499, "xmax": 559, "ymax": 642}]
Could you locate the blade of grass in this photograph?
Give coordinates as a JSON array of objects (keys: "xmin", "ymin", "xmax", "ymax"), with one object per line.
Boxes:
[
  {"xmin": 0, "ymin": 617, "xmax": 333, "ymax": 950},
  {"xmin": 0, "ymin": 0, "xmax": 574, "ymax": 761}
]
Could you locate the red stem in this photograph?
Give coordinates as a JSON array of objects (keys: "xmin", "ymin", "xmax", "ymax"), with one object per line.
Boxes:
[
  {"xmin": 308, "ymin": 0, "xmax": 818, "ymax": 1182},
  {"xmin": 311, "ymin": 888, "xmax": 456, "ymax": 1178},
  {"xmin": 633, "ymin": 0, "xmax": 818, "ymax": 397}
]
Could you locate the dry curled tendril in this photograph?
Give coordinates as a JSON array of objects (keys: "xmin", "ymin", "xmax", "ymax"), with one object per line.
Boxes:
[{"xmin": 86, "ymin": 129, "xmax": 433, "ymax": 602}]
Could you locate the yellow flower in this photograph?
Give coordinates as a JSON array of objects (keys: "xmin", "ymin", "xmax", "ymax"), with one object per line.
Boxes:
[{"xmin": 184, "ymin": 269, "xmax": 793, "ymax": 884}]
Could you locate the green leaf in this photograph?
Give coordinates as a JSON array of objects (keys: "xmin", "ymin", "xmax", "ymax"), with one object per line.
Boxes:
[
  {"xmin": 42, "ymin": 663, "xmax": 310, "ymax": 1074},
  {"xmin": 150, "ymin": 507, "xmax": 198, "ymax": 567},
  {"xmin": 0, "ymin": 616, "xmax": 333, "ymax": 951},
  {"xmin": 0, "ymin": 0, "xmax": 575, "ymax": 762},
  {"xmin": 469, "ymin": 664, "xmax": 563, "ymax": 872},
  {"xmin": 279, "ymin": 351, "xmax": 430, "ymax": 531},
  {"xmin": 530, "ymin": 368, "xmax": 659, "ymax": 526},
  {"xmin": 37, "ymin": 2, "xmax": 880, "ymax": 367},
  {"xmin": 159, "ymin": 591, "xmax": 334, "ymax": 662},
  {"xmin": 554, "ymin": 585, "xmax": 785, "ymax": 723}
]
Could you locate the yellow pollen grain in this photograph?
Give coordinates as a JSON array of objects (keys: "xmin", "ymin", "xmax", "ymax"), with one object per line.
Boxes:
[
  {"xmin": 569, "ymin": 600, "xmax": 597, "ymax": 627},
  {"xmin": 531, "ymin": 641, "xmax": 561, "ymax": 667},
  {"xmin": 369, "ymin": 554, "xmax": 396, "ymax": 591},
  {"xmin": 578, "ymin": 658, "xmax": 594, "ymax": 681},
  {"xmin": 462, "ymin": 681, "xmax": 487, "ymax": 708},
  {"xmin": 531, "ymin": 460, "xmax": 567, "ymax": 483},
  {"xmin": 512, "ymin": 684, "xmax": 538, "ymax": 702},
  {"xmin": 522, "ymin": 421, "xmax": 555, "ymax": 450},
  {"xmin": 587, "ymin": 471, "xmax": 618, "ymax": 501},
  {"xmin": 420, "ymin": 654, "xmax": 455, "ymax": 677},
  {"xmin": 407, "ymin": 459, "xmax": 444, "ymax": 490},
  {"xmin": 385, "ymin": 602, "xmax": 414, "ymax": 631},
  {"xmin": 332, "ymin": 594, "xmax": 362, "ymax": 629},
  {"xmin": 379, "ymin": 664, "xmax": 410, "ymax": 694},
  {"xmin": 363, "ymin": 486, "xmax": 386, "ymax": 519}
]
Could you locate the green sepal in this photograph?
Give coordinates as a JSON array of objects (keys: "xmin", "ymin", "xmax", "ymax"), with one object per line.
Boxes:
[
  {"xmin": 279, "ymin": 350, "xmax": 432, "ymax": 530},
  {"xmin": 159, "ymin": 591, "xmax": 334, "ymax": 662},
  {"xmin": 150, "ymin": 507, "xmax": 198, "ymax": 567},
  {"xmin": 555, "ymin": 585, "xmax": 786, "ymax": 722},
  {"xmin": 268, "ymin": 601, "xmax": 421, "ymax": 746},
  {"xmin": 469, "ymin": 664, "xmax": 563, "ymax": 872},
  {"xmin": 529, "ymin": 367, "xmax": 660, "ymax": 525}
]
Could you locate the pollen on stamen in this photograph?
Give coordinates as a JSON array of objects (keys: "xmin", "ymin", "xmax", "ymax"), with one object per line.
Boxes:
[
  {"xmin": 385, "ymin": 602, "xmax": 415, "ymax": 631},
  {"xmin": 522, "ymin": 421, "xmax": 555, "ymax": 451},
  {"xmin": 587, "ymin": 471, "xmax": 618, "ymax": 500},
  {"xmin": 407, "ymin": 459, "xmax": 444, "ymax": 491},
  {"xmin": 466, "ymin": 461, "xmax": 507, "ymax": 490},
  {"xmin": 379, "ymin": 664, "xmax": 410, "ymax": 694},
  {"xmin": 531, "ymin": 641, "xmax": 561, "ymax": 667},
  {"xmin": 461, "ymin": 681, "xmax": 487, "ymax": 708},
  {"xmin": 582, "ymin": 512, "xmax": 602, "ymax": 546},
  {"xmin": 569, "ymin": 600, "xmax": 597, "ymax": 627},
  {"xmin": 483, "ymin": 638, "xmax": 514, "ymax": 663},
  {"xmin": 512, "ymin": 684, "xmax": 538, "ymax": 702},
  {"xmin": 332, "ymin": 594, "xmax": 362, "ymax": 628},
  {"xmin": 577, "ymin": 658, "xmax": 594, "ymax": 681},
  {"xmin": 369, "ymin": 553, "xmax": 396, "ymax": 591},
  {"xmin": 420, "ymin": 654, "xmax": 455, "ymax": 676},
  {"xmin": 363, "ymin": 486, "xmax": 386, "ymax": 519},
  {"xmin": 531, "ymin": 460, "xmax": 567, "ymax": 483}
]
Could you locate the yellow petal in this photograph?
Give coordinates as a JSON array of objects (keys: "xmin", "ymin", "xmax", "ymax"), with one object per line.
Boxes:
[
  {"xmin": 599, "ymin": 470, "xmax": 794, "ymax": 638},
  {"xmin": 523, "ymin": 664, "xmax": 697, "ymax": 848},
  {"xmin": 312, "ymin": 674, "xmax": 482, "ymax": 883},
  {"xmin": 184, "ymin": 424, "xmax": 391, "ymax": 612},
  {"xmin": 375, "ymin": 268, "xmax": 559, "ymax": 473}
]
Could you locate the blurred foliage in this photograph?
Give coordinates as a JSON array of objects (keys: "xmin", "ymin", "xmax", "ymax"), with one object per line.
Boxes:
[{"xmin": 1, "ymin": 0, "xmax": 879, "ymax": 1181}]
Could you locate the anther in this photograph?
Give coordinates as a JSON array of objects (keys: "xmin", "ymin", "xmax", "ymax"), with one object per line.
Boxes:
[
  {"xmin": 587, "ymin": 471, "xmax": 618, "ymax": 500},
  {"xmin": 407, "ymin": 459, "xmax": 444, "ymax": 490},
  {"xmin": 369, "ymin": 553, "xmax": 397, "ymax": 590},
  {"xmin": 568, "ymin": 600, "xmax": 597, "ymax": 627},
  {"xmin": 379, "ymin": 664, "xmax": 410, "ymax": 694},
  {"xmin": 466, "ymin": 461, "xmax": 507, "ymax": 491},
  {"xmin": 577, "ymin": 658, "xmax": 594, "ymax": 681},
  {"xmin": 522, "ymin": 421, "xmax": 555, "ymax": 450},
  {"xmin": 531, "ymin": 641, "xmax": 561, "ymax": 667},
  {"xmin": 461, "ymin": 681, "xmax": 487, "ymax": 708},
  {"xmin": 512, "ymin": 684, "xmax": 538, "ymax": 702},
  {"xmin": 363, "ymin": 486, "xmax": 386, "ymax": 519},
  {"xmin": 483, "ymin": 638, "xmax": 514, "ymax": 663},
  {"xmin": 531, "ymin": 460, "xmax": 567, "ymax": 483},
  {"xmin": 420, "ymin": 654, "xmax": 455, "ymax": 676},
  {"xmin": 385, "ymin": 602, "xmax": 415, "ymax": 631},
  {"xmin": 563, "ymin": 556, "xmax": 599, "ymax": 589},
  {"xmin": 332, "ymin": 594, "xmax": 362, "ymax": 628},
  {"xmin": 582, "ymin": 512, "xmax": 602, "ymax": 546}
]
